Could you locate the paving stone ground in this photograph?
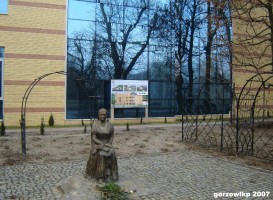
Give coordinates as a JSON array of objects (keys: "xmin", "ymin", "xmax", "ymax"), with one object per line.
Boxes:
[{"xmin": 0, "ymin": 151, "xmax": 272, "ymax": 200}]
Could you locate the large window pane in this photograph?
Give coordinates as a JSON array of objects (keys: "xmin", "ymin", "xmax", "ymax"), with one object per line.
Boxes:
[
  {"xmin": 0, "ymin": 60, "xmax": 2, "ymax": 97},
  {"xmin": 0, "ymin": 0, "xmax": 8, "ymax": 14},
  {"xmin": 150, "ymin": 81, "xmax": 174, "ymax": 99},
  {"xmin": 66, "ymin": 79, "xmax": 106, "ymax": 119},
  {"xmin": 68, "ymin": 0, "xmax": 96, "ymax": 20},
  {"xmin": 129, "ymin": 25, "xmax": 148, "ymax": 43},
  {"xmin": 0, "ymin": 48, "xmax": 4, "ymax": 120},
  {"xmin": 149, "ymin": 45, "xmax": 174, "ymax": 81},
  {"xmin": 0, "ymin": 101, "xmax": 3, "ymax": 120},
  {"xmin": 67, "ymin": 0, "xmax": 178, "ymax": 119},
  {"xmin": 149, "ymin": 99, "xmax": 176, "ymax": 117},
  {"xmin": 114, "ymin": 108, "xmax": 145, "ymax": 118},
  {"xmin": 0, "ymin": 48, "xmax": 3, "ymax": 57},
  {"xmin": 68, "ymin": 20, "xmax": 95, "ymax": 38}
]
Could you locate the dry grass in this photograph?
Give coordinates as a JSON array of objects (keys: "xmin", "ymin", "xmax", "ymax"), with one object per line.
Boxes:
[{"xmin": 0, "ymin": 125, "xmax": 272, "ymax": 172}]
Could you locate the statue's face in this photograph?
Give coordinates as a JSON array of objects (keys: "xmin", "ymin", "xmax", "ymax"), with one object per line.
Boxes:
[{"xmin": 98, "ymin": 111, "xmax": 107, "ymax": 121}]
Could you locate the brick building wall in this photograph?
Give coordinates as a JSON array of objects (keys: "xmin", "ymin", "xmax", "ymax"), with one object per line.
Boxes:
[
  {"xmin": 232, "ymin": 0, "xmax": 273, "ymax": 110},
  {"xmin": 0, "ymin": 0, "xmax": 66, "ymax": 126}
]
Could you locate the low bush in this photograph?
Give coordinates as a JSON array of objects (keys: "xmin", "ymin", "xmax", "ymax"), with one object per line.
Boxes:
[
  {"xmin": 40, "ymin": 117, "xmax": 45, "ymax": 135},
  {"xmin": 48, "ymin": 113, "xmax": 54, "ymax": 126},
  {"xmin": 96, "ymin": 182, "xmax": 131, "ymax": 200},
  {"xmin": 0, "ymin": 121, "xmax": 6, "ymax": 136}
]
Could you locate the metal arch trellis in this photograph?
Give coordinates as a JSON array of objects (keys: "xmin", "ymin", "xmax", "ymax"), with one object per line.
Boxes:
[
  {"xmin": 235, "ymin": 73, "xmax": 261, "ymax": 155},
  {"xmin": 181, "ymin": 72, "xmax": 273, "ymax": 160},
  {"xmin": 181, "ymin": 79, "xmax": 233, "ymax": 145},
  {"xmin": 20, "ymin": 70, "xmax": 92, "ymax": 158},
  {"xmin": 236, "ymin": 72, "xmax": 273, "ymax": 158}
]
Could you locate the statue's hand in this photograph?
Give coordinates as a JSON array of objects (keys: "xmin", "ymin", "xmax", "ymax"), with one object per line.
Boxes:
[
  {"xmin": 94, "ymin": 143, "xmax": 102, "ymax": 149},
  {"xmin": 104, "ymin": 144, "xmax": 112, "ymax": 148},
  {"xmin": 103, "ymin": 144, "xmax": 113, "ymax": 152}
]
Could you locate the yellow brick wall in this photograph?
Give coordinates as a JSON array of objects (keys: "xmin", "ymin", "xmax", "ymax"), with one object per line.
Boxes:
[
  {"xmin": 232, "ymin": 1, "xmax": 272, "ymax": 86},
  {"xmin": 0, "ymin": 0, "xmax": 67, "ymax": 126},
  {"xmin": 5, "ymin": 59, "xmax": 65, "ymax": 80},
  {"xmin": 10, "ymin": 0, "xmax": 64, "ymax": 4},
  {"xmin": 3, "ymin": 33, "xmax": 65, "ymax": 55},
  {"xmin": 3, "ymin": 6, "xmax": 65, "ymax": 30},
  {"xmin": 232, "ymin": 0, "xmax": 273, "ymax": 117}
]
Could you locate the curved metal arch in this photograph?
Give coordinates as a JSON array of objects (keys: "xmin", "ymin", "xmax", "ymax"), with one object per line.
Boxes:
[
  {"xmin": 249, "ymin": 75, "xmax": 273, "ymax": 155},
  {"xmin": 21, "ymin": 71, "xmax": 66, "ymax": 121},
  {"xmin": 235, "ymin": 72, "xmax": 273, "ymax": 153},
  {"xmin": 21, "ymin": 70, "xmax": 92, "ymax": 157},
  {"xmin": 251, "ymin": 75, "xmax": 273, "ymax": 113},
  {"xmin": 236, "ymin": 72, "xmax": 273, "ymax": 104},
  {"xmin": 236, "ymin": 72, "xmax": 270, "ymax": 121}
]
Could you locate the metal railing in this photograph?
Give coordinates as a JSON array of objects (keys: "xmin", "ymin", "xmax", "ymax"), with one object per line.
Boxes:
[{"xmin": 182, "ymin": 75, "xmax": 273, "ymax": 161}]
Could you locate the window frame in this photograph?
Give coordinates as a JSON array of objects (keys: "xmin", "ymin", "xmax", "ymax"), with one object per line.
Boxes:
[
  {"xmin": 0, "ymin": 58, "xmax": 3, "ymax": 100},
  {"xmin": 0, "ymin": 50, "xmax": 4, "ymax": 120}
]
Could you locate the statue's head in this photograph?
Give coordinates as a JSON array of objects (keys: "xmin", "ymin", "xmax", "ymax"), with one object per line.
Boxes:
[{"xmin": 98, "ymin": 108, "xmax": 107, "ymax": 122}]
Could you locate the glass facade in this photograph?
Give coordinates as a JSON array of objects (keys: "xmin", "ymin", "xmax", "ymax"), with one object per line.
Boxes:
[
  {"xmin": 0, "ymin": 48, "xmax": 4, "ymax": 120},
  {"xmin": 67, "ymin": 0, "xmax": 232, "ymax": 119},
  {"xmin": 0, "ymin": 0, "xmax": 8, "ymax": 14}
]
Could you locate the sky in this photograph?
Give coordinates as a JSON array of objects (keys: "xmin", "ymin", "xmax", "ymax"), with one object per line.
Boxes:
[{"xmin": 0, "ymin": 0, "xmax": 8, "ymax": 14}]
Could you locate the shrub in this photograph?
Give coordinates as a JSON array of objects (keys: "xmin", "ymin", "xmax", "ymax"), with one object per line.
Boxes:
[
  {"xmin": 96, "ymin": 183, "xmax": 131, "ymax": 200},
  {"xmin": 84, "ymin": 124, "xmax": 87, "ymax": 133},
  {"xmin": 0, "ymin": 121, "xmax": 6, "ymax": 136},
  {"xmin": 40, "ymin": 117, "xmax": 45, "ymax": 135},
  {"xmin": 48, "ymin": 113, "xmax": 54, "ymax": 126}
]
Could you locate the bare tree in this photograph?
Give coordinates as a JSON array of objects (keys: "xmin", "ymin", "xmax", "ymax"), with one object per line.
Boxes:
[
  {"xmin": 157, "ymin": 0, "xmax": 204, "ymax": 113},
  {"xmin": 157, "ymin": 0, "xmax": 189, "ymax": 113},
  {"xmin": 204, "ymin": 0, "xmax": 232, "ymax": 104},
  {"xmin": 67, "ymin": 0, "xmax": 233, "ymax": 116},
  {"xmin": 67, "ymin": 33, "xmax": 105, "ymax": 117},
  {"xmin": 232, "ymin": 0, "xmax": 273, "ymax": 72},
  {"xmin": 156, "ymin": 0, "xmax": 231, "ymax": 113},
  {"xmin": 68, "ymin": 33, "xmax": 95, "ymax": 79},
  {"xmin": 97, "ymin": 0, "xmax": 159, "ymax": 79},
  {"xmin": 186, "ymin": 0, "xmax": 205, "ymax": 111}
]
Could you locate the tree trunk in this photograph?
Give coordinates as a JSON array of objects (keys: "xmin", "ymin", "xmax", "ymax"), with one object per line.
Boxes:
[{"xmin": 187, "ymin": 0, "xmax": 197, "ymax": 112}]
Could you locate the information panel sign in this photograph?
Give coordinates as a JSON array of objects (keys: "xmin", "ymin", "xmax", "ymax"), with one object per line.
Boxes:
[{"xmin": 111, "ymin": 80, "xmax": 148, "ymax": 108}]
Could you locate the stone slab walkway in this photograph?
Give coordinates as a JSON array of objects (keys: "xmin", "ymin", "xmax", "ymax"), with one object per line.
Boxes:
[{"xmin": 0, "ymin": 151, "xmax": 272, "ymax": 200}]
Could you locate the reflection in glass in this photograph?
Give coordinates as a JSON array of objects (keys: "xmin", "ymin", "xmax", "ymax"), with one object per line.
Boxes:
[
  {"xmin": 0, "ymin": 0, "xmax": 8, "ymax": 14},
  {"xmin": 66, "ymin": 0, "xmax": 232, "ymax": 119},
  {"xmin": 66, "ymin": 0, "xmax": 176, "ymax": 119},
  {"xmin": 0, "ymin": 48, "xmax": 3, "ymax": 58},
  {"xmin": 68, "ymin": 0, "xmax": 96, "ymax": 20}
]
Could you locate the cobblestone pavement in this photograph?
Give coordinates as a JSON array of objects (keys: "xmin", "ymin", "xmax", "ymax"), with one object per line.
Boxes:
[{"xmin": 0, "ymin": 151, "xmax": 273, "ymax": 200}]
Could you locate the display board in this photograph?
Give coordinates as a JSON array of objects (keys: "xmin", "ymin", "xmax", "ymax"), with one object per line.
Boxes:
[{"xmin": 111, "ymin": 80, "xmax": 148, "ymax": 108}]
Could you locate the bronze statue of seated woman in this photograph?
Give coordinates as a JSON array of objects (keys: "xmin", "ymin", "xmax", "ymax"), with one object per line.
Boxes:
[{"xmin": 86, "ymin": 108, "xmax": 118, "ymax": 183}]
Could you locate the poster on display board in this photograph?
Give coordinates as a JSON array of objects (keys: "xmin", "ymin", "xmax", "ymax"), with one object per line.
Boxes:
[{"xmin": 111, "ymin": 80, "xmax": 148, "ymax": 108}]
